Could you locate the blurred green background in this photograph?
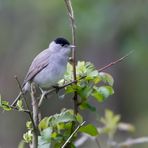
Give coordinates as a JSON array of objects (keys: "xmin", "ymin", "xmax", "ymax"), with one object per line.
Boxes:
[{"xmin": 0, "ymin": 0, "xmax": 148, "ymax": 147}]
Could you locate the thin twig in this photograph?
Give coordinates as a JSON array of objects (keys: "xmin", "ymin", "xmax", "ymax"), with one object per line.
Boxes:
[
  {"xmin": 95, "ymin": 138, "xmax": 101, "ymax": 148},
  {"xmin": 14, "ymin": 76, "xmax": 30, "ymax": 110},
  {"xmin": 61, "ymin": 121, "xmax": 86, "ymax": 148}
]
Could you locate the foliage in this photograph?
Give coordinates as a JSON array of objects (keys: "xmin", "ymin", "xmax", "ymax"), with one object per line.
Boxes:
[{"xmin": 60, "ymin": 61, "xmax": 114, "ymax": 112}]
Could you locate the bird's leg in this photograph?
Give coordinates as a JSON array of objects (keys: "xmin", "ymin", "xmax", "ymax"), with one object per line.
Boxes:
[{"xmin": 38, "ymin": 88, "xmax": 48, "ymax": 107}]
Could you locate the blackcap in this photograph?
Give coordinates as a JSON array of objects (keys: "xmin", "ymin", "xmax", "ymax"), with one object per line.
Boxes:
[{"xmin": 11, "ymin": 37, "xmax": 75, "ymax": 106}]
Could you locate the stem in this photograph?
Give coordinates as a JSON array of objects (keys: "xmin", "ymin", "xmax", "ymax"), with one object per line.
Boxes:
[
  {"xmin": 31, "ymin": 83, "xmax": 39, "ymax": 148},
  {"xmin": 61, "ymin": 121, "xmax": 86, "ymax": 148}
]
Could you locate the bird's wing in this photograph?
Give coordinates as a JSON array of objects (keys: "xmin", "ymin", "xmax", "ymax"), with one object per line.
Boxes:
[{"xmin": 23, "ymin": 49, "xmax": 50, "ymax": 86}]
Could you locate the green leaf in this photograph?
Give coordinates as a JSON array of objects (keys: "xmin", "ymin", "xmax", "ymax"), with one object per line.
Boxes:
[
  {"xmin": 91, "ymin": 87, "xmax": 104, "ymax": 102},
  {"xmin": 41, "ymin": 127, "xmax": 53, "ymax": 141},
  {"xmin": 92, "ymin": 86, "xmax": 114, "ymax": 102},
  {"xmin": 39, "ymin": 117, "xmax": 49, "ymax": 131},
  {"xmin": 79, "ymin": 124, "xmax": 99, "ymax": 136},
  {"xmin": 26, "ymin": 121, "xmax": 32, "ymax": 130},
  {"xmin": 49, "ymin": 110, "xmax": 76, "ymax": 127},
  {"xmin": 98, "ymin": 86, "xmax": 114, "ymax": 98},
  {"xmin": 23, "ymin": 130, "xmax": 33, "ymax": 143},
  {"xmin": 38, "ymin": 136, "xmax": 51, "ymax": 148},
  {"xmin": 76, "ymin": 113, "xmax": 83, "ymax": 123},
  {"xmin": 99, "ymin": 72, "xmax": 114, "ymax": 86},
  {"xmin": 0, "ymin": 97, "xmax": 11, "ymax": 111},
  {"xmin": 78, "ymin": 85, "xmax": 93, "ymax": 99},
  {"xmin": 80, "ymin": 102, "xmax": 96, "ymax": 112},
  {"xmin": 16, "ymin": 100, "xmax": 23, "ymax": 111},
  {"xmin": 18, "ymin": 140, "xmax": 26, "ymax": 148}
]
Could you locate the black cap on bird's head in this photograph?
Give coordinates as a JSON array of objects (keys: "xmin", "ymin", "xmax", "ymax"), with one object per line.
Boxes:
[{"xmin": 54, "ymin": 37, "xmax": 70, "ymax": 47}]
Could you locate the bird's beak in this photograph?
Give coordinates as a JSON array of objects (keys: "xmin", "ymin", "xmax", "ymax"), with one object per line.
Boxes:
[{"xmin": 69, "ymin": 45, "xmax": 76, "ymax": 48}]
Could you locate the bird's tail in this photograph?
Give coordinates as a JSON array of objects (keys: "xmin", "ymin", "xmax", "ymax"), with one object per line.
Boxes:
[{"xmin": 11, "ymin": 92, "xmax": 22, "ymax": 107}]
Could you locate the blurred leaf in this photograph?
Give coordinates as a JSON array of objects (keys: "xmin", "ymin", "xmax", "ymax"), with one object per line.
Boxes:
[
  {"xmin": 76, "ymin": 113, "xmax": 83, "ymax": 123},
  {"xmin": 99, "ymin": 72, "xmax": 114, "ymax": 86},
  {"xmin": 79, "ymin": 124, "xmax": 99, "ymax": 136},
  {"xmin": 118, "ymin": 122, "xmax": 135, "ymax": 132},
  {"xmin": 100, "ymin": 109, "xmax": 121, "ymax": 136},
  {"xmin": 26, "ymin": 121, "xmax": 32, "ymax": 130},
  {"xmin": 0, "ymin": 97, "xmax": 11, "ymax": 111},
  {"xmin": 18, "ymin": 140, "xmax": 26, "ymax": 148},
  {"xmin": 23, "ymin": 130, "xmax": 33, "ymax": 143}
]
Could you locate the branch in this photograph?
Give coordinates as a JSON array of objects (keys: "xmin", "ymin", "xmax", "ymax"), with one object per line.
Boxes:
[
  {"xmin": 61, "ymin": 121, "xmax": 86, "ymax": 148},
  {"xmin": 30, "ymin": 83, "xmax": 39, "ymax": 148}
]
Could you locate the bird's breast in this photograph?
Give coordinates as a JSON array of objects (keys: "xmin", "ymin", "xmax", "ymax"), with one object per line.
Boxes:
[{"xmin": 33, "ymin": 55, "xmax": 68, "ymax": 89}]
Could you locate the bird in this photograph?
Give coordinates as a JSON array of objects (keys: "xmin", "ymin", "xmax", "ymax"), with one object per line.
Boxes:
[{"xmin": 11, "ymin": 37, "xmax": 75, "ymax": 106}]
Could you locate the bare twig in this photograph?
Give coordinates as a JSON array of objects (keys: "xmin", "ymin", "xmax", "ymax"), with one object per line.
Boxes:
[
  {"xmin": 30, "ymin": 83, "xmax": 39, "ymax": 148},
  {"xmin": 98, "ymin": 50, "xmax": 134, "ymax": 72},
  {"xmin": 61, "ymin": 121, "xmax": 86, "ymax": 148}
]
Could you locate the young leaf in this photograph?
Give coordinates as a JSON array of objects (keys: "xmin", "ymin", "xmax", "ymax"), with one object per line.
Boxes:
[
  {"xmin": 23, "ymin": 130, "xmax": 33, "ymax": 143},
  {"xmin": 80, "ymin": 102, "xmax": 96, "ymax": 112},
  {"xmin": 39, "ymin": 117, "xmax": 49, "ymax": 131},
  {"xmin": 0, "ymin": 97, "xmax": 11, "ymax": 111},
  {"xmin": 79, "ymin": 124, "xmax": 99, "ymax": 136},
  {"xmin": 17, "ymin": 100, "xmax": 23, "ymax": 111},
  {"xmin": 49, "ymin": 110, "xmax": 76, "ymax": 127}
]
